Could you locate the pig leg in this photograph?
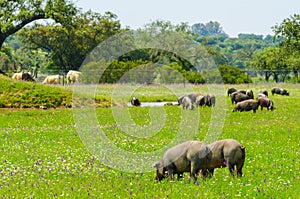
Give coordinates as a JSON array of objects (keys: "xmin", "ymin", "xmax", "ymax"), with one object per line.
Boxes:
[
  {"xmin": 190, "ymin": 162, "xmax": 201, "ymax": 182},
  {"xmin": 201, "ymin": 168, "xmax": 212, "ymax": 178},
  {"xmin": 236, "ymin": 161, "xmax": 244, "ymax": 177},
  {"xmin": 207, "ymin": 168, "xmax": 214, "ymax": 177},
  {"xmin": 168, "ymin": 172, "xmax": 174, "ymax": 181},
  {"xmin": 200, "ymin": 169, "xmax": 207, "ymax": 177},
  {"xmin": 227, "ymin": 161, "xmax": 235, "ymax": 176},
  {"xmin": 177, "ymin": 173, "xmax": 183, "ymax": 181},
  {"xmin": 200, "ymin": 168, "xmax": 212, "ymax": 177},
  {"xmin": 165, "ymin": 166, "xmax": 175, "ymax": 181}
]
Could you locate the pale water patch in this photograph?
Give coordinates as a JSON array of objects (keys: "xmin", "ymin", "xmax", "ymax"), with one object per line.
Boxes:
[{"xmin": 127, "ymin": 102, "xmax": 178, "ymax": 107}]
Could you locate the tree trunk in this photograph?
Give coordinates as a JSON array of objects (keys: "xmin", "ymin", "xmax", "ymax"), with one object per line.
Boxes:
[
  {"xmin": 281, "ymin": 71, "xmax": 289, "ymax": 82},
  {"xmin": 265, "ymin": 72, "xmax": 271, "ymax": 82},
  {"xmin": 273, "ymin": 73, "xmax": 279, "ymax": 83},
  {"xmin": 294, "ymin": 70, "xmax": 298, "ymax": 81},
  {"xmin": 281, "ymin": 74, "xmax": 287, "ymax": 82}
]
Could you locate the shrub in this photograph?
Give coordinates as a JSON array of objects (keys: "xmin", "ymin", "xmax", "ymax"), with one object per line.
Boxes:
[{"xmin": 218, "ymin": 65, "xmax": 252, "ymax": 84}]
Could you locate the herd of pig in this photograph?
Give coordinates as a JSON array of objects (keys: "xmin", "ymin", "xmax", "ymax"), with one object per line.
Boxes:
[
  {"xmin": 177, "ymin": 87, "xmax": 289, "ymax": 113},
  {"xmin": 177, "ymin": 93, "xmax": 216, "ymax": 110},
  {"xmin": 153, "ymin": 87, "xmax": 289, "ymax": 182},
  {"xmin": 229, "ymin": 87, "xmax": 289, "ymax": 113}
]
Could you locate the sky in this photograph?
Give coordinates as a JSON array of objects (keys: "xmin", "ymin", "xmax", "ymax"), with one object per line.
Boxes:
[{"xmin": 76, "ymin": 0, "xmax": 300, "ymax": 37}]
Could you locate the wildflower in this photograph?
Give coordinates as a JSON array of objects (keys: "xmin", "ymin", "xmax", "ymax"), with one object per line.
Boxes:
[{"xmin": 257, "ymin": 188, "xmax": 261, "ymax": 193}]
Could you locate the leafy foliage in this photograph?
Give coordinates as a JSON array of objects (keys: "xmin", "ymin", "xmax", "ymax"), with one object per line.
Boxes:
[
  {"xmin": 218, "ymin": 65, "xmax": 252, "ymax": 84},
  {"xmin": 18, "ymin": 11, "xmax": 122, "ymax": 72},
  {"xmin": 192, "ymin": 21, "xmax": 228, "ymax": 37},
  {"xmin": 0, "ymin": 0, "xmax": 77, "ymax": 48},
  {"xmin": 250, "ymin": 47, "xmax": 289, "ymax": 82},
  {"xmin": 272, "ymin": 14, "xmax": 300, "ymax": 81},
  {"xmin": 272, "ymin": 14, "xmax": 300, "ymax": 51},
  {"xmin": 250, "ymin": 14, "xmax": 300, "ymax": 82}
]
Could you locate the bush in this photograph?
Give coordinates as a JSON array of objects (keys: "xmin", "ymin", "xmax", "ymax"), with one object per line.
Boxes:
[
  {"xmin": 218, "ymin": 65, "xmax": 252, "ymax": 84},
  {"xmin": 184, "ymin": 71, "xmax": 205, "ymax": 84}
]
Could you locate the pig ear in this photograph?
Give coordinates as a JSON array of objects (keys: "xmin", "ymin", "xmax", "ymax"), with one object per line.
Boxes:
[{"xmin": 153, "ymin": 162, "xmax": 160, "ymax": 168}]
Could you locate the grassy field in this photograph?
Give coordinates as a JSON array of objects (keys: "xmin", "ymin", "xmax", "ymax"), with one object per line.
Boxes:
[
  {"xmin": 0, "ymin": 75, "xmax": 72, "ymax": 108},
  {"xmin": 0, "ymin": 81, "xmax": 299, "ymax": 198}
]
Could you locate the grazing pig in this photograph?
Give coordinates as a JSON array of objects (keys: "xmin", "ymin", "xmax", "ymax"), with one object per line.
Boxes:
[
  {"xmin": 230, "ymin": 92, "xmax": 252, "ymax": 104},
  {"xmin": 237, "ymin": 89, "xmax": 247, "ymax": 94},
  {"xmin": 131, "ymin": 97, "xmax": 141, "ymax": 106},
  {"xmin": 271, "ymin": 87, "xmax": 281, "ymax": 95},
  {"xmin": 227, "ymin": 87, "xmax": 237, "ymax": 96},
  {"xmin": 257, "ymin": 97, "xmax": 274, "ymax": 111},
  {"xmin": 206, "ymin": 139, "xmax": 245, "ymax": 177},
  {"xmin": 259, "ymin": 89, "xmax": 268, "ymax": 97},
  {"xmin": 22, "ymin": 72, "xmax": 35, "ymax": 82},
  {"xmin": 181, "ymin": 96, "xmax": 193, "ymax": 110},
  {"xmin": 232, "ymin": 99, "xmax": 259, "ymax": 113},
  {"xmin": 271, "ymin": 87, "xmax": 289, "ymax": 96},
  {"xmin": 246, "ymin": 90, "xmax": 254, "ymax": 99},
  {"xmin": 178, "ymin": 96, "xmax": 185, "ymax": 105},
  {"xmin": 153, "ymin": 141, "xmax": 212, "ymax": 182},
  {"xmin": 187, "ymin": 92, "xmax": 202, "ymax": 105},
  {"xmin": 280, "ymin": 89, "xmax": 289, "ymax": 96},
  {"xmin": 256, "ymin": 93, "xmax": 268, "ymax": 99},
  {"xmin": 196, "ymin": 94, "xmax": 206, "ymax": 107},
  {"xmin": 206, "ymin": 94, "xmax": 216, "ymax": 107}
]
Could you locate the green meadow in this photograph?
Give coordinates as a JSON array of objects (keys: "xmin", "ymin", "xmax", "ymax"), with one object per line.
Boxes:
[{"xmin": 0, "ymin": 79, "xmax": 299, "ymax": 198}]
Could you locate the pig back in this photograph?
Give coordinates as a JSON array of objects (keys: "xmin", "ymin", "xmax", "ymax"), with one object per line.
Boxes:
[
  {"xmin": 161, "ymin": 141, "xmax": 192, "ymax": 167},
  {"xmin": 186, "ymin": 141, "xmax": 210, "ymax": 161}
]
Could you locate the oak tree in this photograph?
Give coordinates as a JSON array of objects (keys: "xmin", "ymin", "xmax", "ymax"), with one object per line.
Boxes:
[{"xmin": 0, "ymin": 0, "xmax": 77, "ymax": 48}]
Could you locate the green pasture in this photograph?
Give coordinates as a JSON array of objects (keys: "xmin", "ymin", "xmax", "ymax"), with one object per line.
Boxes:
[{"xmin": 0, "ymin": 81, "xmax": 299, "ymax": 198}]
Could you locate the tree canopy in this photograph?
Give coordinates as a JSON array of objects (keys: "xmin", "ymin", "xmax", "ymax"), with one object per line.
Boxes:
[
  {"xmin": 0, "ymin": 0, "xmax": 77, "ymax": 48},
  {"xmin": 192, "ymin": 21, "xmax": 228, "ymax": 37},
  {"xmin": 18, "ymin": 10, "xmax": 122, "ymax": 72},
  {"xmin": 250, "ymin": 14, "xmax": 300, "ymax": 82},
  {"xmin": 272, "ymin": 14, "xmax": 300, "ymax": 51}
]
